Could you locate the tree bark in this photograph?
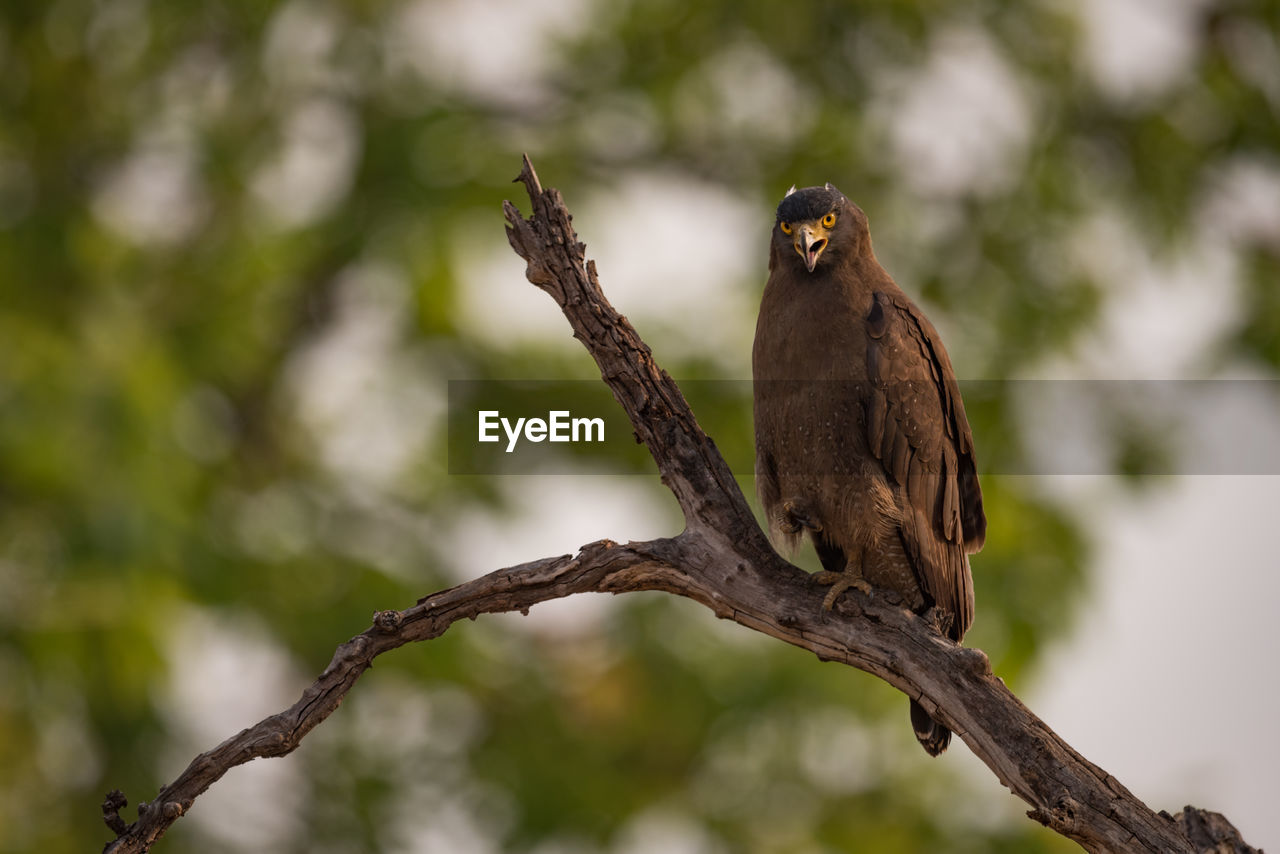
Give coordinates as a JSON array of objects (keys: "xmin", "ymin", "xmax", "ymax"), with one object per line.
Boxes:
[{"xmin": 101, "ymin": 157, "xmax": 1262, "ymax": 854}]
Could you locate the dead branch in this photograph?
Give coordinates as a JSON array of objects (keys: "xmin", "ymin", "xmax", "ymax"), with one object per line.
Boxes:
[{"xmin": 101, "ymin": 157, "xmax": 1260, "ymax": 854}]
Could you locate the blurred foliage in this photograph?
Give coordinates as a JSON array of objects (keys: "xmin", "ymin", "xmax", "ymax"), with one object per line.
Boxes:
[{"xmin": 0, "ymin": 0, "xmax": 1277, "ymax": 852}]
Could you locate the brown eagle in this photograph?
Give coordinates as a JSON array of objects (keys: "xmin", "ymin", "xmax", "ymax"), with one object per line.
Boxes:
[{"xmin": 752, "ymin": 184, "xmax": 986, "ymax": 756}]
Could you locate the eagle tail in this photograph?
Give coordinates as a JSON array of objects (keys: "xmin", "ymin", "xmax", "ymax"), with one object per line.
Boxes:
[{"xmin": 910, "ymin": 698, "xmax": 951, "ymax": 756}]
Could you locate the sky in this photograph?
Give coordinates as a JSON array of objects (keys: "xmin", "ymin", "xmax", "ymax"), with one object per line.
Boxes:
[{"xmin": 1032, "ymin": 474, "xmax": 1280, "ymax": 848}]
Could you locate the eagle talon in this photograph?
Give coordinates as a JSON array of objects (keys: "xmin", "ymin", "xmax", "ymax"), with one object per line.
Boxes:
[
  {"xmin": 813, "ymin": 569, "xmax": 872, "ymax": 612},
  {"xmin": 921, "ymin": 605, "xmax": 954, "ymax": 636}
]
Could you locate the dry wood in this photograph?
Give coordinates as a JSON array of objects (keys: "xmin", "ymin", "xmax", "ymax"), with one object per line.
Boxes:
[{"xmin": 101, "ymin": 157, "xmax": 1260, "ymax": 854}]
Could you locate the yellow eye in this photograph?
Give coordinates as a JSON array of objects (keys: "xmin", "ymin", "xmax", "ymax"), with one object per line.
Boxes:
[
  {"xmin": 822, "ymin": 212, "xmax": 836, "ymax": 228},
  {"xmin": 779, "ymin": 221, "xmax": 792, "ymax": 235}
]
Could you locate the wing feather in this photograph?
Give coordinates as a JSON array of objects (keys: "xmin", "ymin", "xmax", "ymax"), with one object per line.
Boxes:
[{"xmin": 864, "ymin": 291, "xmax": 984, "ymax": 639}]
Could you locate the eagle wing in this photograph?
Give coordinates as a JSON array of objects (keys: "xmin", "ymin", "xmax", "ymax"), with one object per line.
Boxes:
[{"xmin": 864, "ymin": 291, "xmax": 985, "ymax": 639}]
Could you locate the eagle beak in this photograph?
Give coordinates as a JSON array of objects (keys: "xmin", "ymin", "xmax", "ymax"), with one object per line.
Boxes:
[{"xmin": 795, "ymin": 224, "xmax": 828, "ymax": 272}]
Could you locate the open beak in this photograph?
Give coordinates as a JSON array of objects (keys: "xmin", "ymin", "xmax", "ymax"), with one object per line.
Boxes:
[{"xmin": 795, "ymin": 224, "xmax": 828, "ymax": 272}]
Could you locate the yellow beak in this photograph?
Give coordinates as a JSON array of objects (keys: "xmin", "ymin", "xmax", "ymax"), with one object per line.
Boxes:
[{"xmin": 794, "ymin": 222, "xmax": 829, "ymax": 272}]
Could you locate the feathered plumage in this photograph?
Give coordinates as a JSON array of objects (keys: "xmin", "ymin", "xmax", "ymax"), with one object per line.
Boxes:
[{"xmin": 753, "ymin": 185, "xmax": 985, "ymax": 755}]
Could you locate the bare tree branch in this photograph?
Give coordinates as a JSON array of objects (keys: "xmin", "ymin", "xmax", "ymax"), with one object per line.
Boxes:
[{"xmin": 102, "ymin": 157, "xmax": 1260, "ymax": 854}]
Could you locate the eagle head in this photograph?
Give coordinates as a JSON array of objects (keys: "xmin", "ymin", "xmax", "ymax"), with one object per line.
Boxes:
[{"xmin": 774, "ymin": 184, "xmax": 869, "ymax": 273}]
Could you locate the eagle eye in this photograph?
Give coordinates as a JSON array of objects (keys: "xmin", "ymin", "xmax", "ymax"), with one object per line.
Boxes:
[
  {"xmin": 822, "ymin": 212, "xmax": 837, "ymax": 228},
  {"xmin": 779, "ymin": 221, "xmax": 793, "ymax": 235}
]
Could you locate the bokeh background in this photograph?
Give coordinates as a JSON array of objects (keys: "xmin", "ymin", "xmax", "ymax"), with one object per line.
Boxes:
[{"xmin": 2, "ymin": 0, "xmax": 1279, "ymax": 851}]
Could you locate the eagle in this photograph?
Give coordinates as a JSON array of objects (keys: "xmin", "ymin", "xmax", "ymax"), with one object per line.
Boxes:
[{"xmin": 752, "ymin": 184, "xmax": 986, "ymax": 756}]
